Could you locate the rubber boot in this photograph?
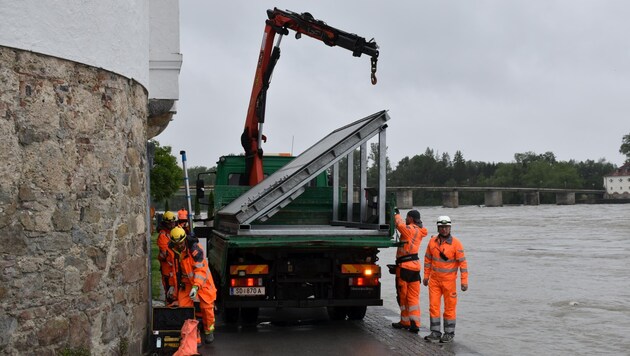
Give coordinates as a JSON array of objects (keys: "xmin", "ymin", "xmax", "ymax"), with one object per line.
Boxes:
[
  {"xmin": 440, "ymin": 332, "xmax": 454, "ymax": 343},
  {"xmin": 204, "ymin": 331, "xmax": 214, "ymax": 343},
  {"xmin": 424, "ymin": 331, "xmax": 442, "ymax": 343},
  {"xmin": 391, "ymin": 322, "xmax": 408, "ymax": 330},
  {"xmin": 408, "ymin": 321, "xmax": 419, "ymax": 333}
]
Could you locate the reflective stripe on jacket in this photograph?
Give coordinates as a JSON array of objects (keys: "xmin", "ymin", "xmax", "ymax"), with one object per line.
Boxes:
[
  {"xmin": 169, "ymin": 242, "xmax": 215, "ymax": 292},
  {"xmin": 395, "ymin": 214, "xmax": 428, "ymax": 272},
  {"xmin": 424, "ymin": 235, "xmax": 468, "ymax": 283}
]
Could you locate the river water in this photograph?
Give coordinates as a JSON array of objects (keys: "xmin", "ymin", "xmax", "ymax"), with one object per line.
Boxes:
[{"xmin": 378, "ymin": 204, "xmax": 630, "ymax": 356}]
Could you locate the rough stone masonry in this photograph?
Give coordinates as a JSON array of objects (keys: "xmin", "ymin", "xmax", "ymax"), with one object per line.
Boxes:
[{"xmin": 0, "ymin": 46, "xmax": 149, "ymax": 355}]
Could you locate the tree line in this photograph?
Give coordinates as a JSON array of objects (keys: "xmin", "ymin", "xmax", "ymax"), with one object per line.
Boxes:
[{"xmin": 150, "ymin": 133, "xmax": 629, "ymax": 208}]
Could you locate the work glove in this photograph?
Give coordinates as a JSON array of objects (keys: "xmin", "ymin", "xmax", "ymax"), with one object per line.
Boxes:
[
  {"xmin": 418, "ymin": 220, "xmax": 423, "ymax": 228},
  {"xmin": 394, "ymin": 207, "xmax": 400, "ymax": 215},
  {"xmin": 166, "ymin": 286, "xmax": 175, "ymax": 300},
  {"xmin": 461, "ymin": 284, "xmax": 468, "ymax": 292},
  {"xmin": 422, "ymin": 278, "xmax": 429, "ymax": 286},
  {"xmin": 189, "ymin": 285, "xmax": 199, "ymax": 299}
]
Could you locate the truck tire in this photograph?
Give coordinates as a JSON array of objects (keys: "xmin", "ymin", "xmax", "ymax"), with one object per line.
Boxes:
[
  {"xmin": 346, "ymin": 306, "xmax": 367, "ymax": 320},
  {"xmin": 327, "ymin": 306, "xmax": 347, "ymax": 320}
]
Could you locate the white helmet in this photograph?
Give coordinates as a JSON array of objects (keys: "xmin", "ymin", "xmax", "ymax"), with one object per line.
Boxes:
[{"xmin": 436, "ymin": 216, "xmax": 452, "ymax": 226}]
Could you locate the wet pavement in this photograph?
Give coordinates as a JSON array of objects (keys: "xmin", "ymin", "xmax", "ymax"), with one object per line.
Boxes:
[{"xmin": 193, "ymin": 306, "xmax": 479, "ymax": 356}]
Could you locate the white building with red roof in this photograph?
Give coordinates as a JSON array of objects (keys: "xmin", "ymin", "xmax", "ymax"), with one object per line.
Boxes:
[{"xmin": 603, "ymin": 163, "xmax": 630, "ymax": 199}]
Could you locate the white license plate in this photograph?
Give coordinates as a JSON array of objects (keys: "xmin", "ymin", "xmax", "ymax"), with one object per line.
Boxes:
[{"xmin": 230, "ymin": 287, "xmax": 265, "ymax": 296}]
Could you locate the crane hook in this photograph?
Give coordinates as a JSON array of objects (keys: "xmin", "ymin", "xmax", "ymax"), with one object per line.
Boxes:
[{"xmin": 370, "ymin": 56, "xmax": 378, "ymax": 85}]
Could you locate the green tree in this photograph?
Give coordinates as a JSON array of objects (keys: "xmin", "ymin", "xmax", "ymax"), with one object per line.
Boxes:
[
  {"xmin": 575, "ymin": 159, "xmax": 615, "ymax": 189},
  {"xmin": 620, "ymin": 133, "xmax": 630, "ymax": 163},
  {"xmin": 367, "ymin": 142, "xmax": 392, "ymax": 187},
  {"xmin": 549, "ymin": 162, "xmax": 582, "ymax": 188},
  {"xmin": 490, "ymin": 162, "xmax": 523, "ymax": 186},
  {"xmin": 515, "ymin": 151, "xmax": 556, "ymax": 166},
  {"xmin": 453, "ymin": 150, "xmax": 466, "ymax": 184},
  {"xmin": 336, "ymin": 149, "xmax": 361, "ymax": 187},
  {"xmin": 150, "ymin": 140, "xmax": 183, "ymax": 209},
  {"xmin": 187, "ymin": 165, "xmax": 214, "ymax": 185}
]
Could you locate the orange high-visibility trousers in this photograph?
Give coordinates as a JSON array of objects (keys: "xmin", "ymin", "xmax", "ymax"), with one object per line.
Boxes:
[
  {"xmin": 177, "ymin": 283, "xmax": 216, "ymax": 333},
  {"xmin": 396, "ymin": 269, "xmax": 421, "ymax": 327},
  {"xmin": 428, "ymin": 278, "xmax": 457, "ymax": 333}
]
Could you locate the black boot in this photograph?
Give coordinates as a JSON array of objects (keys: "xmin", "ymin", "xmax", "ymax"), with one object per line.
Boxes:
[
  {"xmin": 408, "ymin": 321, "xmax": 419, "ymax": 333},
  {"xmin": 440, "ymin": 332, "xmax": 454, "ymax": 343},
  {"xmin": 424, "ymin": 331, "xmax": 442, "ymax": 343},
  {"xmin": 392, "ymin": 322, "xmax": 408, "ymax": 330},
  {"xmin": 204, "ymin": 332, "xmax": 214, "ymax": 343}
]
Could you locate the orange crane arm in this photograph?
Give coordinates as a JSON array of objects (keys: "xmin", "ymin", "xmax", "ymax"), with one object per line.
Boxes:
[{"xmin": 242, "ymin": 8, "xmax": 379, "ymax": 186}]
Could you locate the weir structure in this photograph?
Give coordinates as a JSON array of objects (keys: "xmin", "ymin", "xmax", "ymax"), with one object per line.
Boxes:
[{"xmin": 391, "ymin": 186, "xmax": 604, "ymax": 208}]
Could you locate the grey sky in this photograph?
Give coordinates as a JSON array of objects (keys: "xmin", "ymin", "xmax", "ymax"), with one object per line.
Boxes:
[{"xmin": 157, "ymin": 1, "xmax": 630, "ymax": 168}]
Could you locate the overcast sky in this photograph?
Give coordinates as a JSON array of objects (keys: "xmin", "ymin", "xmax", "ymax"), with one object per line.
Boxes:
[{"xmin": 156, "ymin": 1, "xmax": 630, "ymax": 169}]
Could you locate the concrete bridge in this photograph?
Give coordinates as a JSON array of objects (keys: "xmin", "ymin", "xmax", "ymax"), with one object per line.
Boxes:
[
  {"xmin": 167, "ymin": 186, "xmax": 606, "ymax": 211},
  {"xmin": 389, "ymin": 186, "xmax": 606, "ymax": 208}
]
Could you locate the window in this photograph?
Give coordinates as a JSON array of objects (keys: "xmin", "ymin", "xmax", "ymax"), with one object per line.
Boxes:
[
  {"xmin": 610, "ymin": 178, "xmax": 613, "ymax": 182},
  {"xmin": 228, "ymin": 173, "xmax": 244, "ymax": 186}
]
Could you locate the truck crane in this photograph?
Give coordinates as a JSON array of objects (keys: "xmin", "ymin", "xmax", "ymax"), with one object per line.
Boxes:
[
  {"xmin": 241, "ymin": 8, "xmax": 380, "ymax": 186},
  {"xmin": 193, "ymin": 8, "xmax": 393, "ymax": 326}
]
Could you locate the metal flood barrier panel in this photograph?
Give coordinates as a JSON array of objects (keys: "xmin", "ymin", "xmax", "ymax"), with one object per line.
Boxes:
[{"xmin": 216, "ymin": 110, "xmax": 390, "ymax": 232}]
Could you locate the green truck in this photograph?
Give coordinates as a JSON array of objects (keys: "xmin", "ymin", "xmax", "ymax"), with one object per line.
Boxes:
[{"xmin": 194, "ymin": 111, "xmax": 396, "ymax": 324}]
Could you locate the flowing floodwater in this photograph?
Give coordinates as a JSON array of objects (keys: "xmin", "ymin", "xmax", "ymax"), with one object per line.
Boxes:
[{"xmin": 378, "ymin": 204, "xmax": 630, "ymax": 356}]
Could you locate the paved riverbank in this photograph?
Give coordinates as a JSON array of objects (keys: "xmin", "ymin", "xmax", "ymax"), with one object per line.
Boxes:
[{"xmin": 191, "ymin": 306, "xmax": 479, "ymax": 355}]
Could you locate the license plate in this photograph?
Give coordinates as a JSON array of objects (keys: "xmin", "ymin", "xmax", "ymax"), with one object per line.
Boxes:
[{"xmin": 230, "ymin": 287, "xmax": 265, "ymax": 296}]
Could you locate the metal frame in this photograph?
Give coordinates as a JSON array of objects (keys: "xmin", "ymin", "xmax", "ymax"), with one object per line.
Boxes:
[{"xmin": 217, "ymin": 110, "xmax": 390, "ymax": 233}]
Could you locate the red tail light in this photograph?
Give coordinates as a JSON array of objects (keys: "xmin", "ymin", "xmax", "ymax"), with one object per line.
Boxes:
[
  {"xmin": 230, "ymin": 278, "xmax": 263, "ymax": 287},
  {"xmin": 348, "ymin": 277, "xmax": 379, "ymax": 286}
]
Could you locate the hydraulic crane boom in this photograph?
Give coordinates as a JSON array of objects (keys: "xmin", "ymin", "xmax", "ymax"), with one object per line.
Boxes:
[{"xmin": 241, "ymin": 8, "xmax": 380, "ymax": 186}]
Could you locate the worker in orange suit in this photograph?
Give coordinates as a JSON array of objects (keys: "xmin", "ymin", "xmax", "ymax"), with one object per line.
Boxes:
[
  {"xmin": 168, "ymin": 226, "xmax": 217, "ymax": 343},
  {"xmin": 423, "ymin": 216, "xmax": 468, "ymax": 344},
  {"xmin": 391, "ymin": 208, "xmax": 428, "ymax": 333},
  {"xmin": 157, "ymin": 211, "xmax": 178, "ymax": 302},
  {"xmin": 177, "ymin": 207, "xmax": 190, "ymax": 234}
]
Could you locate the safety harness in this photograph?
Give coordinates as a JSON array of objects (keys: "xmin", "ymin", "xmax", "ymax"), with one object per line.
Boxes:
[{"xmin": 396, "ymin": 254, "xmax": 419, "ymax": 265}]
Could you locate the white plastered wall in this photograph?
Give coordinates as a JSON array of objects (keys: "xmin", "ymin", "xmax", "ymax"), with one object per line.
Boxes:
[
  {"xmin": 149, "ymin": 0, "xmax": 182, "ymax": 100},
  {"xmin": 0, "ymin": 0, "xmax": 150, "ymax": 88}
]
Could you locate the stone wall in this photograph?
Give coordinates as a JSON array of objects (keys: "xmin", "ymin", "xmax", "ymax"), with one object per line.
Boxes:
[{"xmin": 0, "ymin": 46, "xmax": 149, "ymax": 355}]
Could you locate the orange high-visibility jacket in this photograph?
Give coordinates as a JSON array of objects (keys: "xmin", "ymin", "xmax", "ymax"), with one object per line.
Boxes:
[
  {"xmin": 424, "ymin": 235, "xmax": 468, "ymax": 284},
  {"xmin": 394, "ymin": 214, "xmax": 428, "ymax": 272},
  {"xmin": 178, "ymin": 209, "xmax": 188, "ymax": 220},
  {"xmin": 157, "ymin": 228, "xmax": 171, "ymax": 263},
  {"xmin": 168, "ymin": 241, "xmax": 216, "ymax": 294}
]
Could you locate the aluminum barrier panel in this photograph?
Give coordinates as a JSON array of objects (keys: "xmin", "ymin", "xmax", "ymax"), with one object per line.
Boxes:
[{"xmin": 217, "ymin": 110, "xmax": 389, "ymax": 227}]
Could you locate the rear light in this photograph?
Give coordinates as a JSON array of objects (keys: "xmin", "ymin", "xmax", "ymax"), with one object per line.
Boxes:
[
  {"xmin": 348, "ymin": 277, "xmax": 379, "ymax": 286},
  {"xmin": 341, "ymin": 264, "xmax": 381, "ymax": 276},
  {"xmin": 230, "ymin": 277, "xmax": 263, "ymax": 287}
]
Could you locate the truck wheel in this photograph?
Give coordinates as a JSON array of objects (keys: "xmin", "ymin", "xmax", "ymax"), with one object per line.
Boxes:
[
  {"xmin": 346, "ymin": 306, "xmax": 367, "ymax": 320},
  {"xmin": 327, "ymin": 306, "xmax": 347, "ymax": 320},
  {"xmin": 241, "ymin": 307, "xmax": 259, "ymax": 325},
  {"xmin": 224, "ymin": 307, "xmax": 239, "ymax": 324}
]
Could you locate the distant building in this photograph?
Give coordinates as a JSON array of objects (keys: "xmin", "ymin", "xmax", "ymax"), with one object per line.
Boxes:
[{"xmin": 603, "ymin": 163, "xmax": 630, "ymax": 199}]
